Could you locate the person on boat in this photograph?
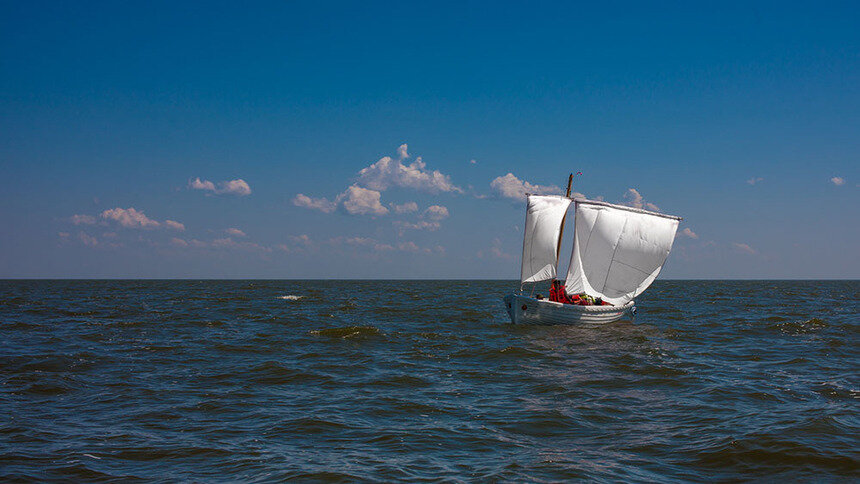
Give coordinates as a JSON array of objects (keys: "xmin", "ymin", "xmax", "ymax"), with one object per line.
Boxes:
[
  {"xmin": 549, "ymin": 280, "xmax": 581, "ymax": 304},
  {"xmin": 549, "ymin": 280, "xmax": 612, "ymax": 306}
]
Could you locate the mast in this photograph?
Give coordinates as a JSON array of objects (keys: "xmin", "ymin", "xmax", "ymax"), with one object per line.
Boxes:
[{"xmin": 555, "ymin": 173, "xmax": 573, "ymax": 264}]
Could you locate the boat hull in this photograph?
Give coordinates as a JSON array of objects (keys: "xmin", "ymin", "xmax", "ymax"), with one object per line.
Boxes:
[{"xmin": 503, "ymin": 294, "xmax": 635, "ymax": 325}]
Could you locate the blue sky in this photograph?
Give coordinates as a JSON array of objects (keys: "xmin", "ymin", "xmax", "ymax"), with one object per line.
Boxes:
[{"xmin": 1, "ymin": 0, "xmax": 857, "ymax": 278}]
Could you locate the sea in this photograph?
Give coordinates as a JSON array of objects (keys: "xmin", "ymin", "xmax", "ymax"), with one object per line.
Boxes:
[{"xmin": 0, "ymin": 280, "xmax": 857, "ymax": 481}]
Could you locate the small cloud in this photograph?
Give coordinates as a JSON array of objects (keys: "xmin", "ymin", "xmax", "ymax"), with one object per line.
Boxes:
[
  {"xmin": 334, "ymin": 236, "xmax": 398, "ymax": 252},
  {"xmin": 678, "ymin": 227, "xmax": 698, "ymax": 239},
  {"xmin": 622, "ymin": 188, "xmax": 660, "ymax": 211},
  {"xmin": 58, "ymin": 232, "xmax": 70, "ymax": 238},
  {"xmin": 189, "ymin": 178, "xmax": 216, "ymax": 191},
  {"xmin": 101, "ymin": 207, "xmax": 160, "ymax": 229},
  {"xmin": 746, "ymin": 177, "xmax": 764, "ymax": 186},
  {"xmin": 70, "ymin": 214, "xmax": 96, "ymax": 225},
  {"xmin": 288, "ymin": 234, "xmax": 312, "ymax": 246},
  {"xmin": 225, "ymin": 227, "xmax": 246, "ymax": 237},
  {"xmin": 189, "ymin": 177, "xmax": 252, "ymax": 196},
  {"xmin": 396, "ymin": 143, "xmax": 409, "ymax": 159},
  {"xmin": 204, "ymin": 237, "xmax": 270, "ymax": 252},
  {"xmin": 78, "ymin": 232, "xmax": 98, "ymax": 247},
  {"xmin": 423, "ymin": 205, "xmax": 449, "ymax": 221},
  {"xmin": 830, "ymin": 176, "xmax": 845, "ymax": 186},
  {"xmin": 293, "ymin": 193, "xmax": 337, "ymax": 213},
  {"xmin": 395, "ymin": 220, "xmax": 441, "ymax": 232},
  {"xmin": 490, "ymin": 173, "xmax": 561, "ymax": 200},
  {"xmin": 294, "ymin": 185, "xmax": 388, "ymax": 216},
  {"xmin": 390, "ymin": 201, "xmax": 418, "ymax": 214},
  {"xmin": 170, "ymin": 237, "xmax": 189, "ymax": 247},
  {"xmin": 340, "ymin": 185, "xmax": 388, "ymax": 216},
  {"xmin": 732, "ymin": 242, "xmax": 756, "ymax": 255},
  {"xmin": 489, "ymin": 238, "xmax": 512, "ymax": 259},
  {"xmin": 343, "ymin": 236, "xmax": 376, "ymax": 247},
  {"xmin": 397, "ymin": 241, "xmax": 423, "ymax": 253},
  {"xmin": 164, "ymin": 220, "xmax": 185, "ymax": 231}
]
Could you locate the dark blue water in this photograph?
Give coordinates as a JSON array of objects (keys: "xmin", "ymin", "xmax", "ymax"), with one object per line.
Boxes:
[{"xmin": 1, "ymin": 280, "xmax": 857, "ymax": 481}]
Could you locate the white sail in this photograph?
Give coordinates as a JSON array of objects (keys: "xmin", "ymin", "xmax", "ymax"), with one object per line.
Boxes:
[
  {"xmin": 564, "ymin": 200, "xmax": 679, "ymax": 305},
  {"xmin": 520, "ymin": 195, "xmax": 573, "ymax": 283}
]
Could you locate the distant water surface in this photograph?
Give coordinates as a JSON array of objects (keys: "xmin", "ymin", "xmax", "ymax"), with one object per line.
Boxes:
[{"xmin": 1, "ymin": 280, "xmax": 857, "ymax": 481}]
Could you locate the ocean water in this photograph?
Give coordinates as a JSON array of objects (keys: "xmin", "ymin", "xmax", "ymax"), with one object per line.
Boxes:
[{"xmin": 1, "ymin": 280, "xmax": 857, "ymax": 481}]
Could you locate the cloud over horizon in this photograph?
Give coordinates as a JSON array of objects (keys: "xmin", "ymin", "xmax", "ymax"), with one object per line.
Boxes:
[
  {"xmin": 490, "ymin": 173, "xmax": 561, "ymax": 200},
  {"xmin": 189, "ymin": 177, "xmax": 252, "ymax": 196},
  {"xmin": 622, "ymin": 188, "xmax": 660, "ymax": 212}
]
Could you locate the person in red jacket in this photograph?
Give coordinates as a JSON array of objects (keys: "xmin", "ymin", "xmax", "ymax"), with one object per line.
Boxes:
[{"xmin": 550, "ymin": 280, "xmax": 582, "ymax": 304}]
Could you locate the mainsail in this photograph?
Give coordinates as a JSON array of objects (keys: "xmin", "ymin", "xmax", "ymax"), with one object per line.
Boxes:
[
  {"xmin": 564, "ymin": 199, "xmax": 680, "ymax": 305},
  {"xmin": 520, "ymin": 195, "xmax": 573, "ymax": 283}
]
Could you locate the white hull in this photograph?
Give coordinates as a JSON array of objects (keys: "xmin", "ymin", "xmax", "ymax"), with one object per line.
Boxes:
[{"xmin": 503, "ymin": 294, "xmax": 635, "ymax": 325}]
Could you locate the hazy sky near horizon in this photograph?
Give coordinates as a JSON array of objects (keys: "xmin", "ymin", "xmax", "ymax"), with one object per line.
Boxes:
[{"xmin": 1, "ymin": 1, "xmax": 858, "ymax": 278}]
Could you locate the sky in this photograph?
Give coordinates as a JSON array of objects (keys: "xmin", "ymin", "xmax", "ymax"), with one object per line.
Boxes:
[{"xmin": 1, "ymin": 0, "xmax": 858, "ymax": 279}]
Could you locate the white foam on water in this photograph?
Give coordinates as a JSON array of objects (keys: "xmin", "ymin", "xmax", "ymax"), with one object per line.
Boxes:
[{"xmin": 277, "ymin": 295, "xmax": 304, "ymax": 301}]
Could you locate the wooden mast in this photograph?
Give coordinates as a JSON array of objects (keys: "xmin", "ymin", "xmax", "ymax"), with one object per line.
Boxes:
[{"xmin": 555, "ymin": 173, "xmax": 573, "ymax": 264}]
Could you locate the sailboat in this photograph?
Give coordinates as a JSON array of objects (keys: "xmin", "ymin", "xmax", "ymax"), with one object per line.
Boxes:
[{"xmin": 504, "ymin": 174, "xmax": 681, "ymax": 325}]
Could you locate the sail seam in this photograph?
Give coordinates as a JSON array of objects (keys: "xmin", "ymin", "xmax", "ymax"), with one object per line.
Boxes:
[
  {"xmin": 602, "ymin": 218, "xmax": 629, "ymax": 293},
  {"xmin": 609, "ymin": 259, "xmax": 653, "ymax": 276}
]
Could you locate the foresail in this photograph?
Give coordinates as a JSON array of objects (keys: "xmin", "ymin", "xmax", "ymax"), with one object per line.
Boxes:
[
  {"xmin": 520, "ymin": 195, "xmax": 573, "ymax": 283},
  {"xmin": 564, "ymin": 200, "xmax": 679, "ymax": 304}
]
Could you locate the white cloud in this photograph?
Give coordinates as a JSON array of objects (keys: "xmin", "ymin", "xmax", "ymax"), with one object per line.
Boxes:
[
  {"xmin": 356, "ymin": 144, "xmax": 461, "ymax": 193},
  {"xmin": 170, "ymin": 237, "xmax": 189, "ymax": 247},
  {"xmin": 395, "ymin": 205, "xmax": 450, "ymax": 233},
  {"xmin": 76, "ymin": 207, "xmax": 183, "ymax": 232},
  {"xmin": 294, "ymin": 186, "xmax": 388, "ymax": 216},
  {"xmin": 164, "ymin": 220, "xmax": 185, "ymax": 231},
  {"xmin": 490, "ymin": 173, "xmax": 561, "ymax": 200},
  {"xmin": 423, "ymin": 205, "xmax": 449, "ymax": 221},
  {"xmin": 339, "ymin": 185, "xmax": 388, "ymax": 216},
  {"xmin": 343, "ymin": 237, "xmax": 376, "ymax": 247},
  {"xmin": 333, "ymin": 236, "xmax": 396, "ymax": 252},
  {"xmin": 220, "ymin": 179, "xmax": 252, "ymax": 196},
  {"xmin": 78, "ymin": 232, "xmax": 98, "ymax": 247},
  {"xmin": 329, "ymin": 235, "xmax": 437, "ymax": 254},
  {"xmin": 397, "ymin": 241, "xmax": 436, "ymax": 253},
  {"xmin": 225, "ymin": 227, "xmax": 246, "ymax": 237},
  {"xmin": 830, "ymin": 176, "xmax": 845, "ymax": 186},
  {"xmin": 622, "ymin": 188, "xmax": 660, "ymax": 211},
  {"xmin": 396, "ymin": 220, "xmax": 441, "ymax": 232},
  {"xmin": 189, "ymin": 177, "xmax": 216, "ymax": 191},
  {"xmin": 70, "ymin": 214, "xmax": 96, "ymax": 225},
  {"xmin": 279, "ymin": 234, "xmax": 314, "ymax": 252},
  {"xmin": 489, "ymin": 238, "xmax": 512, "ymax": 259},
  {"xmin": 292, "ymin": 193, "xmax": 337, "ymax": 213},
  {"xmin": 293, "ymin": 144, "xmax": 461, "ymax": 217},
  {"xmin": 732, "ymin": 242, "xmax": 756, "ymax": 255},
  {"xmin": 390, "ymin": 201, "xmax": 418, "ymax": 214},
  {"xmin": 101, "ymin": 207, "xmax": 161, "ymax": 229},
  {"xmin": 746, "ymin": 177, "xmax": 764, "ymax": 186},
  {"xmin": 208, "ymin": 237, "xmax": 270, "ymax": 252},
  {"xmin": 678, "ymin": 227, "xmax": 698, "ymax": 239},
  {"xmin": 396, "ymin": 143, "xmax": 409, "ymax": 159},
  {"xmin": 189, "ymin": 177, "xmax": 252, "ymax": 196}
]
